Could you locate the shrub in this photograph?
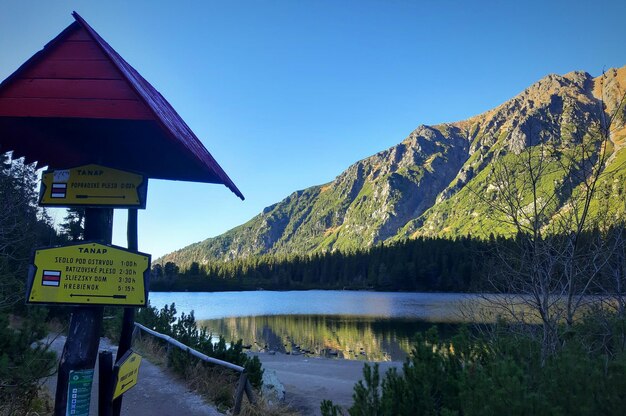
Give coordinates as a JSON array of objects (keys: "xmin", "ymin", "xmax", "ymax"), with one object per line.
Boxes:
[
  {"xmin": 322, "ymin": 319, "xmax": 626, "ymax": 416},
  {"xmin": 136, "ymin": 303, "xmax": 264, "ymax": 388},
  {"xmin": 0, "ymin": 308, "xmax": 56, "ymax": 416}
]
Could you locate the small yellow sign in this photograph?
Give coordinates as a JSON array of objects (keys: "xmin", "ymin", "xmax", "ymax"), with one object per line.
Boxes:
[
  {"xmin": 39, "ymin": 164, "xmax": 147, "ymax": 208},
  {"xmin": 112, "ymin": 350, "xmax": 142, "ymax": 400},
  {"xmin": 26, "ymin": 242, "xmax": 150, "ymax": 307}
]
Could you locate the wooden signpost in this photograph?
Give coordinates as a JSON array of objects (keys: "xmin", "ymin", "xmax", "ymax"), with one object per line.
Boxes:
[
  {"xmin": 31, "ymin": 161, "xmax": 150, "ymax": 416},
  {"xmin": 54, "ymin": 208, "xmax": 114, "ymax": 416},
  {"xmin": 32, "ymin": 177, "xmax": 150, "ymax": 416}
]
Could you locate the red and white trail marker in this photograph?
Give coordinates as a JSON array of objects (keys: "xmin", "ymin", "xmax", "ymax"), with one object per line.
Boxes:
[{"xmin": 42, "ymin": 270, "xmax": 61, "ymax": 287}]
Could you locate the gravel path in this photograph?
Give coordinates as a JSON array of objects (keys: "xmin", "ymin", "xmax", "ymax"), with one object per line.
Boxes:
[
  {"xmin": 42, "ymin": 334, "xmax": 221, "ymax": 416},
  {"xmin": 42, "ymin": 334, "xmax": 403, "ymax": 416}
]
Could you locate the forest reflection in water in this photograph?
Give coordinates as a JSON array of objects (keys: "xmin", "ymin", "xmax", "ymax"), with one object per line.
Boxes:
[
  {"xmin": 149, "ymin": 291, "xmax": 501, "ymax": 361},
  {"xmin": 197, "ymin": 315, "xmax": 459, "ymax": 361}
]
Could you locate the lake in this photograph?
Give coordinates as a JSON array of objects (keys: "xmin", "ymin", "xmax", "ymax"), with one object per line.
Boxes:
[{"xmin": 148, "ymin": 290, "xmax": 495, "ymax": 361}]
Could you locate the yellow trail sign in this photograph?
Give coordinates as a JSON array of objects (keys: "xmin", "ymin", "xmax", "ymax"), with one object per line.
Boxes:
[
  {"xmin": 112, "ymin": 350, "xmax": 142, "ymax": 400},
  {"xmin": 39, "ymin": 164, "xmax": 147, "ymax": 208},
  {"xmin": 26, "ymin": 242, "xmax": 150, "ymax": 307}
]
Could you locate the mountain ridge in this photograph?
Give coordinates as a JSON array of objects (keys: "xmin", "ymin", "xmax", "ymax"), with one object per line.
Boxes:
[{"xmin": 159, "ymin": 66, "xmax": 626, "ymax": 268}]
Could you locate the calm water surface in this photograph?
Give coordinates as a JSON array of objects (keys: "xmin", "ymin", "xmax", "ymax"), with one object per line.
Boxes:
[
  {"xmin": 148, "ymin": 290, "xmax": 477, "ymax": 321},
  {"xmin": 148, "ymin": 291, "xmax": 487, "ymax": 361}
]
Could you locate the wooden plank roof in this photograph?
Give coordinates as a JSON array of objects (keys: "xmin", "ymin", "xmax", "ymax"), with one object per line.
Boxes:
[{"xmin": 0, "ymin": 11, "xmax": 244, "ymax": 200}]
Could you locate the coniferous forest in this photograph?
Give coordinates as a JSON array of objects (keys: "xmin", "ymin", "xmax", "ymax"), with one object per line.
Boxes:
[
  {"xmin": 151, "ymin": 229, "xmax": 625, "ymax": 294},
  {"xmin": 0, "ymin": 155, "xmax": 62, "ymax": 414},
  {"xmin": 152, "ymin": 236, "xmax": 488, "ymax": 292}
]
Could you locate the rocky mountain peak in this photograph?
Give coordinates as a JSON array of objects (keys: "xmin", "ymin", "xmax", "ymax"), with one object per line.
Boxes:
[{"xmin": 159, "ymin": 66, "xmax": 626, "ymax": 268}]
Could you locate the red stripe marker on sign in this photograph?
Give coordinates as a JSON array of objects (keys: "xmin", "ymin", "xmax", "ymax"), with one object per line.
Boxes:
[
  {"xmin": 51, "ymin": 183, "xmax": 67, "ymax": 198},
  {"xmin": 42, "ymin": 270, "xmax": 61, "ymax": 287}
]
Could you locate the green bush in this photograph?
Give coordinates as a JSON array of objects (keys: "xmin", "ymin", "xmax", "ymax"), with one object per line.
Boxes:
[
  {"xmin": 0, "ymin": 308, "xmax": 56, "ymax": 415},
  {"xmin": 136, "ymin": 302, "xmax": 263, "ymax": 388},
  {"xmin": 0, "ymin": 155, "xmax": 63, "ymax": 414},
  {"xmin": 322, "ymin": 319, "xmax": 626, "ymax": 416}
]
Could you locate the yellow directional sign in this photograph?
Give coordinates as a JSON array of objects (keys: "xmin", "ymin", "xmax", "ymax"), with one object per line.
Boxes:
[
  {"xmin": 39, "ymin": 164, "xmax": 147, "ymax": 208},
  {"xmin": 112, "ymin": 350, "xmax": 142, "ymax": 400},
  {"xmin": 26, "ymin": 242, "xmax": 150, "ymax": 307}
]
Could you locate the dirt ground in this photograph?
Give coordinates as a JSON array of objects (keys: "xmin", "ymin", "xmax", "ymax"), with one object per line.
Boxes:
[
  {"xmin": 43, "ymin": 334, "xmax": 402, "ymax": 416},
  {"xmin": 252, "ymin": 352, "xmax": 403, "ymax": 416}
]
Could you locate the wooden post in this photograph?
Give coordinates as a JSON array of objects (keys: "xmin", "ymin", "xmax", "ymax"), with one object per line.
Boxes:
[
  {"xmin": 54, "ymin": 208, "xmax": 112, "ymax": 416},
  {"xmin": 112, "ymin": 209, "xmax": 138, "ymax": 416},
  {"xmin": 233, "ymin": 371, "xmax": 248, "ymax": 415},
  {"xmin": 244, "ymin": 379, "xmax": 257, "ymax": 405},
  {"xmin": 98, "ymin": 350, "xmax": 113, "ymax": 416}
]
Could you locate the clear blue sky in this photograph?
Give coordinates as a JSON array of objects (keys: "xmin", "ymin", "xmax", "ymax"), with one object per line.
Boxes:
[{"xmin": 1, "ymin": 0, "xmax": 625, "ymax": 258}]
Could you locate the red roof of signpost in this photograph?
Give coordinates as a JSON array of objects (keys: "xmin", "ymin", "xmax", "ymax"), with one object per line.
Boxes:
[{"xmin": 0, "ymin": 11, "xmax": 244, "ymax": 200}]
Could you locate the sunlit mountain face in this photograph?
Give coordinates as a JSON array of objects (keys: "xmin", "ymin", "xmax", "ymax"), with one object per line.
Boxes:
[{"xmin": 161, "ymin": 67, "xmax": 626, "ymax": 267}]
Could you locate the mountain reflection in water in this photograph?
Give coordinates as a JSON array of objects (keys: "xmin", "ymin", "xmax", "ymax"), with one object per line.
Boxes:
[{"xmin": 197, "ymin": 315, "xmax": 458, "ymax": 361}]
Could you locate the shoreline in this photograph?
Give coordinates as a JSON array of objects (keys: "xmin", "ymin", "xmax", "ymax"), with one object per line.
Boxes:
[{"xmin": 251, "ymin": 350, "xmax": 403, "ymax": 415}]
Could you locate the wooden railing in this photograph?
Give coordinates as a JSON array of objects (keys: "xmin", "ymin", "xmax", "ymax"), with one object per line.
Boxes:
[{"xmin": 133, "ymin": 322, "xmax": 256, "ymax": 414}]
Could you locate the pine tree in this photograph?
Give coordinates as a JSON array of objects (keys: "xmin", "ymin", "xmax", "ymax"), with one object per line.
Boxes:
[{"xmin": 59, "ymin": 207, "xmax": 85, "ymax": 241}]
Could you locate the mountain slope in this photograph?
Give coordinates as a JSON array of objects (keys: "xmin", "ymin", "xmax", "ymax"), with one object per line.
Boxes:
[
  {"xmin": 161, "ymin": 66, "xmax": 626, "ymax": 268},
  {"xmin": 401, "ymin": 67, "xmax": 626, "ymax": 239}
]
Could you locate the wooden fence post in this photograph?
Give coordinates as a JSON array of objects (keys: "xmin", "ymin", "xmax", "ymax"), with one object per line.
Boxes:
[
  {"xmin": 233, "ymin": 371, "xmax": 248, "ymax": 415},
  {"xmin": 244, "ymin": 379, "xmax": 257, "ymax": 405}
]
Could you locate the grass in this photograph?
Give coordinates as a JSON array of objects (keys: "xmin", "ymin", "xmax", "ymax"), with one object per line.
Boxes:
[
  {"xmin": 0, "ymin": 389, "xmax": 54, "ymax": 416},
  {"xmin": 0, "ymin": 316, "xmax": 59, "ymax": 416},
  {"xmin": 133, "ymin": 335, "xmax": 239, "ymax": 411},
  {"xmin": 183, "ymin": 361, "xmax": 240, "ymax": 410},
  {"xmin": 239, "ymin": 399, "xmax": 301, "ymax": 416}
]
